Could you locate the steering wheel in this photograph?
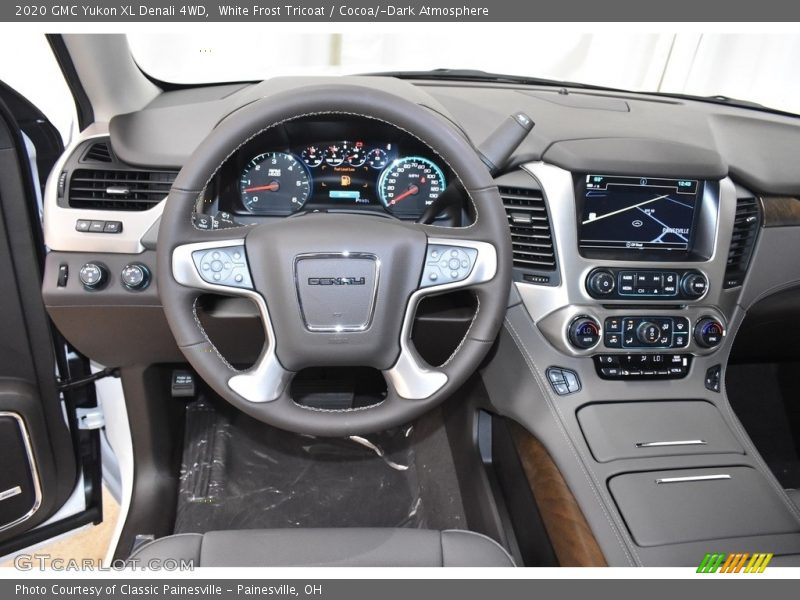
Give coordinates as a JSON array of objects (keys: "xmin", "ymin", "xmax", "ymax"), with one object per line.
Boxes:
[{"xmin": 157, "ymin": 84, "xmax": 512, "ymax": 436}]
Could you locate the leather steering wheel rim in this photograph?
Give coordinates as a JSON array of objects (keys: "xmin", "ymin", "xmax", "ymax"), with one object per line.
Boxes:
[{"xmin": 157, "ymin": 84, "xmax": 512, "ymax": 436}]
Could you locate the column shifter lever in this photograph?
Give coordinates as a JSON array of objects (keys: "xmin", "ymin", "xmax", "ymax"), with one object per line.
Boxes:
[{"xmin": 418, "ymin": 111, "xmax": 535, "ymax": 224}]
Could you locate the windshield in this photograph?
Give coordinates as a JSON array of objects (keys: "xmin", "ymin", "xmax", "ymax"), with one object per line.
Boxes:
[{"xmin": 128, "ymin": 33, "xmax": 800, "ymax": 116}]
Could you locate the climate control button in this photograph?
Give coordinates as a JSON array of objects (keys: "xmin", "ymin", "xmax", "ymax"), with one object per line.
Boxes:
[
  {"xmin": 695, "ymin": 317, "xmax": 725, "ymax": 348},
  {"xmin": 636, "ymin": 321, "xmax": 662, "ymax": 345},
  {"xmin": 568, "ymin": 316, "xmax": 601, "ymax": 349}
]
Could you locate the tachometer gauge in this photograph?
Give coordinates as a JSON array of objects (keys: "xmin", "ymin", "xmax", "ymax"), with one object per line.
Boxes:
[
  {"xmin": 239, "ymin": 152, "xmax": 311, "ymax": 215},
  {"xmin": 378, "ymin": 156, "xmax": 446, "ymax": 216},
  {"xmin": 344, "ymin": 141, "xmax": 367, "ymax": 167},
  {"xmin": 324, "ymin": 144, "xmax": 345, "ymax": 166},
  {"xmin": 301, "ymin": 146, "xmax": 323, "ymax": 167},
  {"xmin": 366, "ymin": 148, "xmax": 389, "ymax": 169}
]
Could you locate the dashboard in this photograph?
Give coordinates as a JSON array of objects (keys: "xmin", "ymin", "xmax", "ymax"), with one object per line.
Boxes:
[
  {"xmin": 35, "ymin": 70, "xmax": 800, "ymax": 568},
  {"xmin": 197, "ymin": 118, "xmax": 454, "ymax": 227}
]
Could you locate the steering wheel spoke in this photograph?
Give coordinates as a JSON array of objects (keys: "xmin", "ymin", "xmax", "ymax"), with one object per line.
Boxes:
[
  {"xmin": 384, "ymin": 237, "xmax": 498, "ymax": 401},
  {"xmin": 172, "ymin": 237, "xmax": 292, "ymax": 403}
]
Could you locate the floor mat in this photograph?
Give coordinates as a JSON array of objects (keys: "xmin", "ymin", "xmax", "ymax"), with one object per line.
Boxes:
[
  {"xmin": 174, "ymin": 399, "xmax": 466, "ymax": 534},
  {"xmin": 727, "ymin": 362, "xmax": 800, "ymax": 489}
]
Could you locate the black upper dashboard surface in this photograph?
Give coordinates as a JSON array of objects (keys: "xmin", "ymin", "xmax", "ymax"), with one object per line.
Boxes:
[{"xmin": 108, "ymin": 75, "xmax": 800, "ymax": 195}]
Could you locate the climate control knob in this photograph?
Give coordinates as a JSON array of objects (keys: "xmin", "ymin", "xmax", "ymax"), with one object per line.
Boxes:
[
  {"xmin": 79, "ymin": 262, "xmax": 108, "ymax": 290},
  {"xmin": 695, "ymin": 317, "xmax": 725, "ymax": 348},
  {"xmin": 636, "ymin": 321, "xmax": 661, "ymax": 345},
  {"xmin": 587, "ymin": 269, "xmax": 616, "ymax": 296},
  {"xmin": 681, "ymin": 272, "xmax": 708, "ymax": 298},
  {"xmin": 568, "ymin": 316, "xmax": 601, "ymax": 350}
]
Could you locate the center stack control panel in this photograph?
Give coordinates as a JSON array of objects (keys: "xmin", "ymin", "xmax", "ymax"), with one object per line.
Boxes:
[{"xmin": 562, "ymin": 266, "xmax": 726, "ymax": 381}]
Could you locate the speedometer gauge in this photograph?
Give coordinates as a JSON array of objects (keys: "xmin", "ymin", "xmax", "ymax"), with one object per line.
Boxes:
[
  {"xmin": 239, "ymin": 152, "xmax": 311, "ymax": 215},
  {"xmin": 378, "ymin": 156, "xmax": 446, "ymax": 216}
]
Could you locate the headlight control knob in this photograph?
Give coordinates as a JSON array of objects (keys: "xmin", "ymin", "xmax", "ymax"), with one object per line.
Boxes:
[
  {"xmin": 568, "ymin": 316, "xmax": 601, "ymax": 350},
  {"xmin": 121, "ymin": 263, "xmax": 151, "ymax": 291},
  {"xmin": 79, "ymin": 262, "xmax": 108, "ymax": 290}
]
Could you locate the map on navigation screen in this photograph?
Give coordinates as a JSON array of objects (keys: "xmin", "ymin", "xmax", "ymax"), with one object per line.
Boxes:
[{"xmin": 578, "ymin": 175, "xmax": 701, "ymax": 251}]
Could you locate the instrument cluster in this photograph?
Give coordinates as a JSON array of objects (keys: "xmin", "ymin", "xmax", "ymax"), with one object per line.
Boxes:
[{"xmin": 220, "ymin": 130, "xmax": 451, "ymax": 220}]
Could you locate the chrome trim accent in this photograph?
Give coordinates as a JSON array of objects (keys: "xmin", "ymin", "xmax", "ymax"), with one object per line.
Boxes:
[
  {"xmin": 172, "ymin": 239, "xmax": 292, "ymax": 403},
  {"xmin": 0, "ymin": 411, "xmax": 42, "ymax": 533},
  {"xmin": 293, "ymin": 252, "xmax": 380, "ymax": 333},
  {"xmin": 514, "ymin": 162, "xmax": 740, "ymax": 357},
  {"xmin": 43, "ymin": 126, "xmax": 167, "ymax": 254},
  {"xmin": 0, "ymin": 486, "xmax": 22, "ymax": 501},
  {"xmin": 384, "ymin": 238, "xmax": 497, "ymax": 400},
  {"xmin": 635, "ymin": 440, "xmax": 707, "ymax": 448},
  {"xmin": 655, "ymin": 474, "xmax": 731, "ymax": 484}
]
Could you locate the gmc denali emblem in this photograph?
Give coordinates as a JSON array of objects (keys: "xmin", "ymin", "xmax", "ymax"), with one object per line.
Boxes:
[{"xmin": 308, "ymin": 277, "xmax": 366, "ymax": 286}]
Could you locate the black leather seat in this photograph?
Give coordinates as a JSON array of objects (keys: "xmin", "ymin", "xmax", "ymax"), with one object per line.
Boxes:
[{"xmin": 129, "ymin": 528, "xmax": 515, "ymax": 567}]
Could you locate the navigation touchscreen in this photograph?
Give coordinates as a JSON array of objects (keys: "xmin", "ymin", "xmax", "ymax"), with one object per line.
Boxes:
[{"xmin": 578, "ymin": 175, "xmax": 701, "ymax": 252}]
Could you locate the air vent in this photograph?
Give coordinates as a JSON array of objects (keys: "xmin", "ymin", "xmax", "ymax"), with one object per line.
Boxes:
[
  {"xmin": 68, "ymin": 169, "xmax": 178, "ymax": 211},
  {"xmin": 724, "ymin": 197, "xmax": 761, "ymax": 288},
  {"xmin": 82, "ymin": 141, "xmax": 113, "ymax": 163},
  {"xmin": 500, "ymin": 186, "xmax": 556, "ymax": 271}
]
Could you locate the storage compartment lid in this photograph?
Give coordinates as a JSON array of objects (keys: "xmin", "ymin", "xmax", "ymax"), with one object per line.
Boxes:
[
  {"xmin": 609, "ymin": 466, "xmax": 800, "ymax": 547},
  {"xmin": 578, "ymin": 400, "xmax": 743, "ymax": 462}
]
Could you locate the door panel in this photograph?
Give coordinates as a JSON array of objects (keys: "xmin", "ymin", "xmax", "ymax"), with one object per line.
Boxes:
[{"xmin": 0, "ymin": 88, "xmax": 77, "ymax": 545}]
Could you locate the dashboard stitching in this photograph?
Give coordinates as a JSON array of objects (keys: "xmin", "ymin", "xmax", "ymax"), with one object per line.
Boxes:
[
  {"xmin": 179, "ymin": 110, "xmax": 480, "ymax": 232},
  {"xmin": 191, "ymin": 297, "xmax": 242, "ymax": 373},
  {"xmin": 503, "ymin": 317, "xmax": 639, "ymax": 566}
]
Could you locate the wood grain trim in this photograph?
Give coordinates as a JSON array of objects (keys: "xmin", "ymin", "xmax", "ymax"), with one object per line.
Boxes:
[
  {"xmin": 761, "ymin": 196, "xmax": 800, "ymax": 227},
  {"xmin": 511, "ymin": 423, "xmax": 607, "ymax": 566}
]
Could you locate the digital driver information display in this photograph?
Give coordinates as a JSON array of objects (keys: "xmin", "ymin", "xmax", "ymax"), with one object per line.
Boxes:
[{"xmin": 579, "ymin": 175, "xmax": 701, "ymax": 251}]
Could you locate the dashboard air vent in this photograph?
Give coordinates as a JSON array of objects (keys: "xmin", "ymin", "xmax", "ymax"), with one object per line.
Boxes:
[
  {"xmin": 500, "ymin": 186, "xmax": 556, "ymax": 271},
  {"xmin": 67, "ymin": 169, "xmax": 178, "ymax": 211},
  {"xmin": 82, "ymin": 141, "xmax": 113, "ymax": 163},
  {"xmin": 724, "ymin": 196, "xmax": 761, "ymax": 288}
]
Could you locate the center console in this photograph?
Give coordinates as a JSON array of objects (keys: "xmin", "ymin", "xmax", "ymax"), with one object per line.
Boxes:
[{"xmin": 483, "ymin": 162, "xmax": 800, "ymax": 567}]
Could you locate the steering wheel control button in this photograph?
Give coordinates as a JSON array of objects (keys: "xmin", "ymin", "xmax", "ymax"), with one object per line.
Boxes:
[
  {"xmin": 695, "ymin": 317, "xmax": 725, "ymax": 348},
  {"xmin": 586, "ymin": 269, "xmax": 615, "ymax": 295},
  {"xmin": 546, "ymin": 367, "xmax": 581, "ymax": 396},
  {"xmin": 595, "ymin": 353, "xmax": 691, "ymax": 380},
  {"xmin": 121, "ymin": 263, "xmax": 151, "ymax": 291},
  {"xmin": 568, "ymin": 316, "xmax": 601, "ymax": 349},
  {"xmin": 79, "ymin": 262, "xmax": 108, "ymax": 290},
  {"xmin": 192, "ymin": 245, "xmax": 252, "ymax": 289},
  {"xmin": 420, "ymin": 244, "xmax": 478, "ymax": 288}
]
